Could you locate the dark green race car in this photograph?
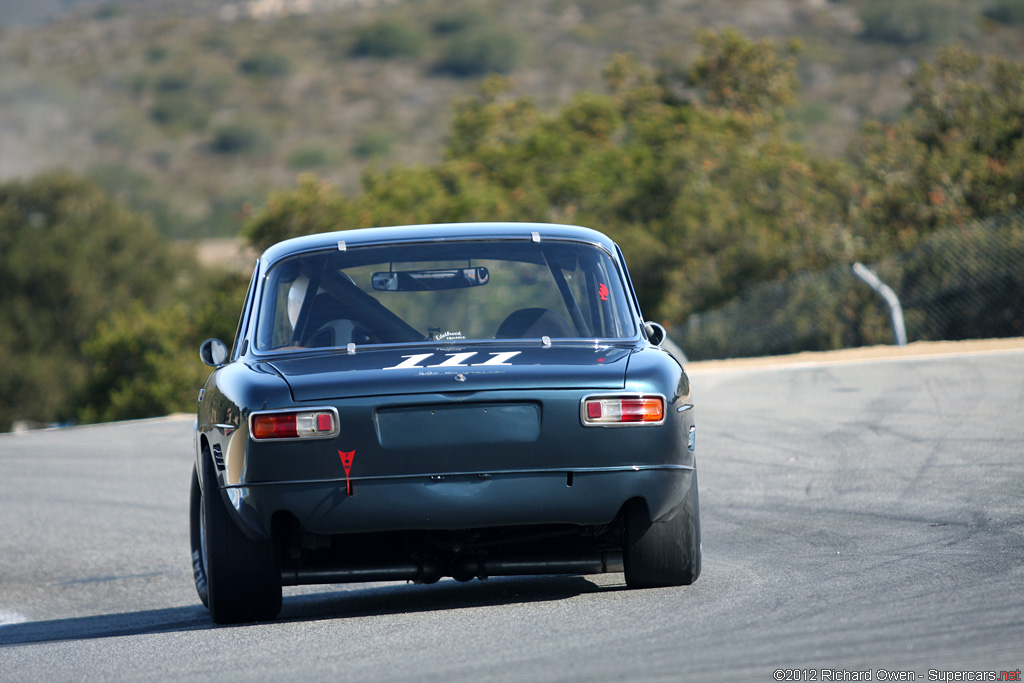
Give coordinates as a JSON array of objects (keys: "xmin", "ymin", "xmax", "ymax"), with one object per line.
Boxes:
[{"xmin": 191, "ymin": 222, "xmax": 700, "ymax": 624}]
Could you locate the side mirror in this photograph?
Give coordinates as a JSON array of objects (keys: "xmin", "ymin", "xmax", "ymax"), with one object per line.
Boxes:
[
  {"xmin": 644, "ymin": 321, "xmax": 667, "ymax": 347},
  {"xmin": 200, "ymin": 338, "xmax": 229, "ymax": 367}
]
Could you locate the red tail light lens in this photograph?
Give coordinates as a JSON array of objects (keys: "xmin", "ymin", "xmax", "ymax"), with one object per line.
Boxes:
[
  {"xmin": 581, "ymin": 395, "xmax": 665, "ymax": 426},
  {"xmin": 251, "ymin": 409, "xmax": 338, "ymax": 440}
]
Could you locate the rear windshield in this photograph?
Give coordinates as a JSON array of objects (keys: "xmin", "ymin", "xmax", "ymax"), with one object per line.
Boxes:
[{"xmin": 254, "ymin": 239, "xmax": 636, "ymax": 352}]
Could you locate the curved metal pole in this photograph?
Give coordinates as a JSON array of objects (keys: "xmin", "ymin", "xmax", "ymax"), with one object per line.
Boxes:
[{"xmin": 853, "ymin": 263, "xmax": 907, "ymax": 346}]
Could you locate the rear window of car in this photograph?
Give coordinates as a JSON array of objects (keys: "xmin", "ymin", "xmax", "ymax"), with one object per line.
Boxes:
[{"xmin": 254, "ymin": 239, "xmax": 637, "ymax": 352}]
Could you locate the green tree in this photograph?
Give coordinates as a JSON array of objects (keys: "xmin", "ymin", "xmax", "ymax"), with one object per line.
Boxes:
[
  {"xmin": 686, "ymin": 28, "xmax": 800, "ymax": 114},
  {"xmin": 245, "ymin": 33, "xmax": 858, "ymax": 326},
  {"xmin": 0, "ymin": 171, "xmax": 253, "ymax": 430},
  {"xmin": 76, "ymin": 266, "xmax": 249, "ymax": 425},
  {"xmin": 243, "ymin": 173, "xmax": 357, "ymax": 251},
  {"xmin": 244, "ymin": 164, "xmax": 540, "ymax": 253},
  {"xmin": 440, "ymin": 48, "xmax": 855, "ymax": 321},
  {"xmin": 853, "ymin": 46, "xmax": 1024, "ymax": 252},
  {"xmin": 76, "ymin": 302, "xmax": 208, "ymax": 424},
  {"xmin": 0, "ymin": 172, "xmax": 181, "ymax": 429},
  {"xmin": 239, "ymin": 33, "xmax": 1024, "ymax": 358}
]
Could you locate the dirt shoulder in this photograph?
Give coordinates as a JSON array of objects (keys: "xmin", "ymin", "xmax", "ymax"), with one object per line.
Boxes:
[{"xmin": 686, "ymin": 337, "xmax": 1024, "ymax": 374}]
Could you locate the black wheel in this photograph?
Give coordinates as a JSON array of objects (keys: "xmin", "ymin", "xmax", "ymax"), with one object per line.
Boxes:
[
  {"xmin": 623, "ymin": 471, "xmax": 701, "ymax": 588},
  {"xmin": 190, "ymin": 449, "xmax": 282, "ymax": 624},
  {"xmin": 189, "ymin": 465, "xmax": 209, "ymax": 609}
]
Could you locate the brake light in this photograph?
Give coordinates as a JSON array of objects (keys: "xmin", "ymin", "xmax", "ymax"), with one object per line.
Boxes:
[
  {"xmin": 582, "ymin": 396, "xmax": 665, "ymax": 426},
  {"xmin": 251, "ymin": 409, "xmax": 338, "ymax": 440}
]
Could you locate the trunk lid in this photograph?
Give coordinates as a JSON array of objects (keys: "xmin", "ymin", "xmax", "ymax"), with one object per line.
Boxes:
[{"xmin": 267, "ymin": 343, "xmax": 632, "ymax": 401}]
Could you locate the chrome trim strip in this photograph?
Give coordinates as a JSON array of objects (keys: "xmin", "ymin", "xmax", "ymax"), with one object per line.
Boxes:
[
  {"xmin": 224, "ymin": 463, "xmax": 695, "ymax": 488},
  {"xmin": 212, "ymin": 423, "xmax": 237, "ymax": 436}
]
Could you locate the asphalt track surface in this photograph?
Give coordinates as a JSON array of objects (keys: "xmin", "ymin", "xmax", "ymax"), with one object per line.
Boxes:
[{"xmin": 1, "ymin": 343, "xmax": 1022, "ymax": 681}]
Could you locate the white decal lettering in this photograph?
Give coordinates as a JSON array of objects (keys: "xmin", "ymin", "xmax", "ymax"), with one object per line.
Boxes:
[
  {"xmin": 472, "ymin": 351, "xmax": 522, "ymax": 366},
  {"xmin": 383, "ymin": 350, "xmax": 523, "ymax": 370},
  {"xmin": 383, "ymin": 353, "xmax": 435, "ymax": 370},
  {"xmin": 429, "ymin": 352, "xmax": 478, "ymax": 368}
]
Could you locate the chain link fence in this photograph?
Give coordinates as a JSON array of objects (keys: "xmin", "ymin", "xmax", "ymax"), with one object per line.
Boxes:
[{"xmin": 670, "ymin": 212, "xmax": 1024, "ymax": 361}]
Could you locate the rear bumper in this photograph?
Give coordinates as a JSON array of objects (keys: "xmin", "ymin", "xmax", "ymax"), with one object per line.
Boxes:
[{"xmin": 222, "ymin": 465, "xmax": 694, "ymax": 539}]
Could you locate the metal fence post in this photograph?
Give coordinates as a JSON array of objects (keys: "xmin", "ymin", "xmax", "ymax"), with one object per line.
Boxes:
[{"xmin": 853, "ymin": 262, "xmax": 907, "ymax": 346}]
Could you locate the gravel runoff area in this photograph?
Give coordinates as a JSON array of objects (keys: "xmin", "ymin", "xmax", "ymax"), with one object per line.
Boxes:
[{"xmin": 685, "ymin": 336, "xmax": 1024, "ymax": 374}]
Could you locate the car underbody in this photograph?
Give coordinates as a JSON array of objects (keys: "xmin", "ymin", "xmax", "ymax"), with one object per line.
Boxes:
[{"xmin": 273, "ymin": 516, "xmax": 626, "ymax": 586}]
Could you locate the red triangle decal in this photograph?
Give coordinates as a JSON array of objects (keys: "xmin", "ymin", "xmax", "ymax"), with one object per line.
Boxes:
[{"xmin": 339, "ymin": 450, "xmax": 355, "ymax": 495}]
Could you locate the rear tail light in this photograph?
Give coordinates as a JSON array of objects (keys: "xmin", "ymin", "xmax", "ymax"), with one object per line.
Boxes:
[
  {"xmin": 581, "ymin": 395, "xmax": 665, "ymax": 426},
  {"xmin": 250, "ymin": 408, "xmax": 338, "ymax": 440}
]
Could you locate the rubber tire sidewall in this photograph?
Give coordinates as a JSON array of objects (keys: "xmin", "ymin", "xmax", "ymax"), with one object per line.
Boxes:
[
  {"xmin": 623, "ymin": 471, "xmax": 702, "ymax": 588},
  {"xmin": 189, "ymin": 464, "xmax": 210, "ymax": 608},
  {"xmin": 197, "ymin": 447, "xmax": 282, "ymax": 624}
]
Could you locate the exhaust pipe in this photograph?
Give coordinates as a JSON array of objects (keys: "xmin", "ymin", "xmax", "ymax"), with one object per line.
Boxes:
[
  {"xmin": 282, "ymin": 557, "xmax": 444, "ymax": 586},
  {"xmin": 282, "ymin": 551, "xmax": 624, "ymax": 586},
  {"xmin": 451, "ymin": 551, "xmax": 623, "ymax": 581}
]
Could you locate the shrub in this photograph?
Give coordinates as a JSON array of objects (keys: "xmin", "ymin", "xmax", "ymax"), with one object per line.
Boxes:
[
  {"xmin": 287, "ymin": 145, "xmax": 331, "ymax": 169},
  {"xmin": 984, "ymin": 0, "xmax": 1024, "ymax": 25},
  {"xmin": 208, "ymin": 122, "xmax": 269, "ymax": 156},
  {"xmin": 146, "ymin": 44, "xmax": 170, "ymax": 63},
  {"xmin": 154, "ymin": 70, "xmax": 193, "ymax": 92},
  {"xmin": 860, "ymin": 0, "xmax": 971, "ymax": 45},
  {"xmin": 435, "ymin": 29, "xmax": 521, "ymax": 77},
  {"xmin": 352, "ymin": 129, "xmax": 393, "ymax": 159},
  {"xmin": 239, "ymin": 51, "xmax": 292, "ymax": 78},
  {"xmin": 149, "ymin": 93, "xmax": 210, "ymax": 132},
  {"xmin": 432, "ymin": 8, "xmax": 486, "ymax": 35},
  {"xmin": 350, "ymin": 20, "xmax": 426, "ymax": 59},
  {"xmin": 93, "ymin": 4, "xmax": 123, "ymax": 20}
]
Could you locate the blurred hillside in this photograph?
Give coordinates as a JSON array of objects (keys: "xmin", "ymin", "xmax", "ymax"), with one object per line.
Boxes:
[
  {"xmin": 1, "ymin": 0, "xmax": 1023, "ymax": 239},
  {"xmin": 0, "ymin": 0, "xmax": 135, "ymax": 27}
]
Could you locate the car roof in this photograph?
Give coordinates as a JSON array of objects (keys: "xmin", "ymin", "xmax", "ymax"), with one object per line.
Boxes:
[{"xmin": 259, "ymin": 222, "xmax": 619, "ymax": 265}]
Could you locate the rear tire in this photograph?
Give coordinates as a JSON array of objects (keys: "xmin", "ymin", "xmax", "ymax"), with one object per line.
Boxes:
[
  {"xmin": 190, "ymin": 449, "xmax": 282, "ymax": 624},
  {"xmin": 189, "ymin": 465, "xmax": 209, "ymax": 608},
  {"xmin": 623, "ymin": 472, "xmax": 701, "ymax": 588}
]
